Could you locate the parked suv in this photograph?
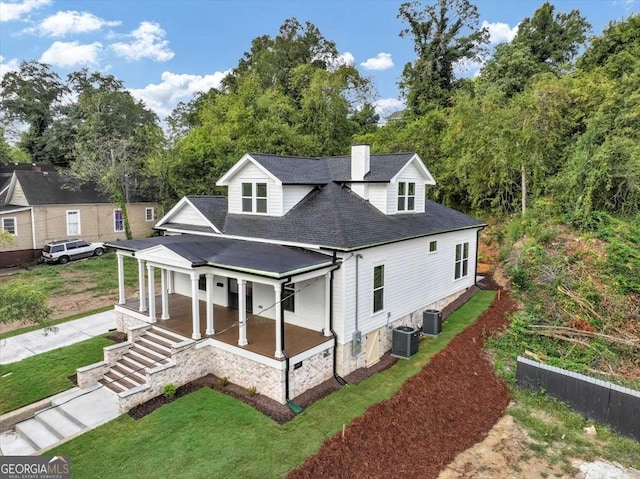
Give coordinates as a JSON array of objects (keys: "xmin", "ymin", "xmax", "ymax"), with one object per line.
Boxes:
[{"xmin": 42, "ymin": 239, "xmax": 106, "ymax": 264}]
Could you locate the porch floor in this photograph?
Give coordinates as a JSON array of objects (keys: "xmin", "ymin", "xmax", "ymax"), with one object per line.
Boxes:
[{"xmin": 121, "ymin": 294, "xmax": 332, "ymax": 360}]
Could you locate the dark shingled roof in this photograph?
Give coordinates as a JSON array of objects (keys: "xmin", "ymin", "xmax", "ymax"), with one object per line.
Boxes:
[
  {"xmin": 13, "ymin": 171, "xmax": 154, "ymax": 205},
  {"xmin": 186, "ymin": 196, "xmax": 228, "ymax": 228},
  {"xmin": 108, "ymin": 234, "xmax": 333, "ymax": 277},
  {"xmin": 248, "ymin": 152, "xmax": 416, "ymax": 184},
  {"xmin": 167, "ymin": 183, "xmax": 484, "ymax": 250}
]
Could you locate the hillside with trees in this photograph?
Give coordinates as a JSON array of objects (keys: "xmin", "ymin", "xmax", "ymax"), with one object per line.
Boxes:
[{"xmin": 1, "ymin": 2, "xmax": 638, "ymax": 384}]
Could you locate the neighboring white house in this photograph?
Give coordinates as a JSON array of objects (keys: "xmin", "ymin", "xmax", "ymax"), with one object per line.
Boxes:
[{"xmin": 77, "ymin": 145, "xmax": 485, "ymax": 410}]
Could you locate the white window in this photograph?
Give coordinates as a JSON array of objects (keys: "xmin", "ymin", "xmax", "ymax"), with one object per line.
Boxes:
[
  {"xmin": 114, "ymin": 209, "xmax": 124, "ymax": 232},
  {"xmin": 283, "ymin": 283, "xmax": 295, "ymax": 312},
  {"xmin": 2, "ymin": 217, "xmax": 16, "ymax": 235},
  {"xmin": 397, "ymin": 182, "xmax": 415, "ymax": 212},
  {"xmin": 145, "ymin": 207, "xmax": 155, "ymax": 222},
  {"xmin": 373, "ymin": 265, "xmax": 385, "ymax": 313},
  {"xmin": 66, "ymin": 210, "xmax": 80, "ymax": 236},
  {"xmin": 455, "ymin": 242, "xmax": 470, "ymax": 280},
  {"xmin": 429, "ymin": 240, "xmax": 437, "ymax": 253},
  {"xmin": 241, "ymin": 182, "xmax": 268, "ymax": 213}
]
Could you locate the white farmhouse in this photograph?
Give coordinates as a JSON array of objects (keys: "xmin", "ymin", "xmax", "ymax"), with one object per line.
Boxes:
[{"xmin": 77, "ymin": 145, "xmax": 485, "ymax": 410}]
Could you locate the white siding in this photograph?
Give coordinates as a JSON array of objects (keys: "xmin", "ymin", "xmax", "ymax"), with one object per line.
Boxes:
[
  {"xmin": 340, "ymin": 229, "xmax": 479, "ymax": 340},
  {"xmin": 173, "ymin": 272, "xmax": 228, "ymax": 306},
  {"xmin": 282, "ymin": 185, "xmax": 313, "ymax": 214},
  {"xmin": 253, "ymin": 282, "xmax": 276, "ymax": 319},
  {"xmin": 389, "ymin": 161, "xmax": 427, "ymax": 215},
  {"xmin": 171, "ymin": 203, "xmax": 209, "ymax": 226},
  {"xmin": 284, "ymin": 278, "xmax": 325, "ymax": 331},
  {"xmin": 227, "ymin": 162, "xmax": 282, "ymax": 215},
  {"xmin": 368, "ymin": 184, "xmax": 388, "ymax": 214}
]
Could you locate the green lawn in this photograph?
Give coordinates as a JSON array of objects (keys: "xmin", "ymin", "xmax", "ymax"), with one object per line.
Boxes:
[
  {"xmin": 51, "ymin": 291, "xmax": 496, "ymax": 479},
  {"xmin": 0, "ymin": 335, "xmax": 114, "ymax": 414}
]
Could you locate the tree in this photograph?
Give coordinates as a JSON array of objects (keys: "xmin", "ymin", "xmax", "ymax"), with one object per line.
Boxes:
[
  {"xmin": 0, "ymin": 281, "xmax": 51, "ymax": 326},
  {"xmin": 72, "ymin": 80, "xmax": 161, "ymax": 239},
  {"xmin": 480, "ymin": 2, "xmax": 590, "ymax": 97},
  {"xmin": 398, "ymin": 0, "xmax": 488, "ymax": 114},
  {"xmin": 0, "ymin": 61, "xmax": 69, "ymax": 164}
]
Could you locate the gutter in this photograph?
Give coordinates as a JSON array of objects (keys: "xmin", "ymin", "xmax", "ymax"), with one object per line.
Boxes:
[
  {"xmin": 474, "ymin": 225, "xmax": 487, "ymax": 288},
  {"xmin": 30, "ymin": 207, "xmax": 36, "ymax": 250},
  {"xmin": 329, "ymin": 251, "xmax": 347, "ymax": 386}
]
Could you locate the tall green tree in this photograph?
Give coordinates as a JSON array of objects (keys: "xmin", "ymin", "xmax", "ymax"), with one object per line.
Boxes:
[
  {"xmin": 0, "ymin": 61, "xmax": 69, "ymax": 164},
  {"xmin": 398, "ymin": 0, "xmax": 488, "ymax": 114},
  {"xmin": 480, "ymin": 2, "xmax": 590, "ymax": 97},
  {"xmin": 71, "ymin": 77, "xmax": 161, "ymax": 238}
]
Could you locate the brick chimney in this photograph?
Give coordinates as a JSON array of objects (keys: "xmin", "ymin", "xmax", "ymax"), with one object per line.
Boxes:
[{"xmin": 351, "ymin": 144, "xmax": 370, "ymax": 181}]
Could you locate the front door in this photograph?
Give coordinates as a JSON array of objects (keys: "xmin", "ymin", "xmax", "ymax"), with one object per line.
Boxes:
[{"xmin": 228, "ymin": 278, "xmax": 253, "ymax": 314}]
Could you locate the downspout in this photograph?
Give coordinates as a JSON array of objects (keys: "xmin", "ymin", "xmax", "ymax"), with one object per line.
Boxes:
[
  {"xmin": 329, "ymin": 251, "xmax": 347, "ymax": 386},
  {"xmin": 30, "ymin": 207, "xmax": 36, "ymax": 251},
  {"xmin": 474, "ymin": 227, "xmax": 486, "ymax": 288}
]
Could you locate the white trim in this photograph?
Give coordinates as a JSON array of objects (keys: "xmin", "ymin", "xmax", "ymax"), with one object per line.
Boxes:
[
  {"xmin": 372, "ymin": 262, "xmax": 385, "ymax": 315},
  {"xmin": 391, "ymin": 154, "xmax": 436, "ymax": 185},
  {"xmin": 240, "ymin": 181, "xmax": 269, "ymax": 215},
  {"xmin": 428, "ymin": 240, "xmax": 438, "ymax": 254},
  {"xmin": 290, "ymin": 339, "xmax": 333, "ymax": 364},
  {"xmin": 454, "ymin": 241, "xmax": 470, "ymax": 281},
  {"xmin": 30, "ymin": 208, "xmax": 36, "ymax": 249},
  {"xmin": 5, "ymin": 173, "xmax": 17, "ymax": 204},
  {"xmin": 154, "ymin": 197, "xmax": 221, "ymax": 234},
  {"xmin": 115, "ymin": 304, "xmax": 154, "ymax": 323},
  {"xmin": 0, "ymin": 206, "xmax": 31, "ymax": 215},
  {"xmin": 66, "ymin": 210, "xmax": 81, "ymax": 236},
  {"xmin": 113, "ymin": 208, "xmax": 125, "ymax": 233},
  {"xmin": 1, "ymin": 216, "xmax": 17, "ymax": 236},
  {"xmin": 145, "ymin": 207, "xmax": 155, "ymax": 222},
  {"xmin": 216, "ymin": 153, "xmax": 282, "ymax": 186}
]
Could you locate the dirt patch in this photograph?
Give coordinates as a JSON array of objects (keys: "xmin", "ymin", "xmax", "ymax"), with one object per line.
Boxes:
[
  {"xmin": 438, "ymin": 414, "xmax": 569, "ymax": 479},
  {"xmin": 288, "ymin": 291, "xmax": 518, "ymax": 479},
  {"xmin": 105, "ymin": 331, "xmax": 127, "ymax": 343}
]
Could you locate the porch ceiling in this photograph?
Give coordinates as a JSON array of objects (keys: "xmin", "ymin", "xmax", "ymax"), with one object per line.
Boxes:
[
  {"xmin": 121, "ymin": 294, "xmax": 331, "ymax": 359},
  {"xmin": 107, "ymin": 234, "xmax": 333, "ymax": 278}
]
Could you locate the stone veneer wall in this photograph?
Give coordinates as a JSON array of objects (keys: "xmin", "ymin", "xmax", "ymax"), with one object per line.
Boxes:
[
  {"xmin": 336, "ymin": 288, "xmax": 470, "ymax": 377},
  {"xmin": 290, "ymin": 349, "xmax": 333, "ymax": 399}
]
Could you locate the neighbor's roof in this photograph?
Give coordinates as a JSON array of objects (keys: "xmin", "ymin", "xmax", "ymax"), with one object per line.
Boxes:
[
  {"xmin": 12, "ymin": 171, "xmax": 154, "ymax": 205},
  {"xmin": 248, "ymin": 152, "xmax": 416, "ymax": 185},
  {"xmin": 161, "ymin": 183, "xmax": 484, "ymax": 250},
  {"xmin": 107, "ymin": 234, "xmax": 334, "ymax": 277}
]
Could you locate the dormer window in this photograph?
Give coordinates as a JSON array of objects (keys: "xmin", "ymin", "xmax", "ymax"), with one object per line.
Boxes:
[
  {"xmin": 242, "ymin": 182, "xmax": 268, "ymax": 213},
  {"xmin": 397, "ymin": 182, "xmax": 415, "ymax": 212}
]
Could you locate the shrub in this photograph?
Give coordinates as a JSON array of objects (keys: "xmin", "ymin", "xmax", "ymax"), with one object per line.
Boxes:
[
  {"xmin": 0, "ymin": 281, "xmax": 51, "ymax": 325},
  {"xmin": 246, "ymin": 386, "xmax": 257, "ymax": 397},
  {"xmin": 219, "ymin": 377, "xmax": 229, "ymax": 387},
  {"xmin": 163, "ymin": 383, "xmax": 177, "ymax": 398}
]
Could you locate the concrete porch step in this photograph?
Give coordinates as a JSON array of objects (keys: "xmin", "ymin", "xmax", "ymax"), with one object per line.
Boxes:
[
  {"xmin": 99, "ymin": 378, "xmax": 125, "ymax": 394},
  {"xmin": 123, "ymin": 350, "xmax": 156, "ymax": 369},
  {"xmin": 105, "ymin": 371, "xmax": 138, "ymax": 390},
  {"xmin": 35, "ymin": 407, "xmax": 84, "ymax": 437},
  {"xmin": 15, "ymin": 418, "xmax": 61, "ymax": 451},
  {"xmin": 132, "ymin": 343, "xmax": 171, "ymax": 365},
  {"xmin": 143, "ymin": 330, "xmax": 175, "ymax": 348}
]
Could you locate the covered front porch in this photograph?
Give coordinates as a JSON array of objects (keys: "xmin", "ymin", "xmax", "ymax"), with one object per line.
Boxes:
[
  {"xmin": 118, "ymin": 294, "xmax": 332, "ymax": 359},
  {"xmin": 110, "ymin": 234, "xmax": 338, "ymax": 361}
]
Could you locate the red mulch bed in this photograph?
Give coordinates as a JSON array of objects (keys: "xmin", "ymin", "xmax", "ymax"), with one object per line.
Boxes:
[{"xmin": 288, "ymin": 290, "xmax": 518, "ymax": 479}]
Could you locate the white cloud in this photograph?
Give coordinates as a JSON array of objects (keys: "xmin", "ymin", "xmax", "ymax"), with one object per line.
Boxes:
[
  {"xmin": 360, "ymin": 52, "xmax": 394, "ymax": 71},
  {"xmin": 111, "ymin": 21, "xmax": 174, "ymax": 62},
  {"xmin": 482, "ymin": 21, "xmax": 519, "ymax": 45},
  {"xmin": 0, "ymin": 0, "xmax": 50, "ymax": 22},
  {"xmin": 30, "ymin": 10, "xmax": 120, "ymax": 37},
  {"xmin": 129, "ymin": 70, "xmax": 229, "ymax": 118},
  {"xmin": 0, "ymin": 55, "xmax": 19, "ymax": 78},
  {"xmin": 39, "ymin": 41, "xmax": 102, "ymax": 67},
  {"xmin": 374, "ymin": 97, "xmax": 405, "ymax": 120},
  {"xmin": 315, "ymin": 51, "xmax": 354, "ymax": 72}
]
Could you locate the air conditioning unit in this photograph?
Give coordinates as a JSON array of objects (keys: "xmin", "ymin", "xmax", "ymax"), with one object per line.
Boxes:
[
  {"xmin": 422, "ymin": 309, "xmax": 442, "ymax": 336},
  {"xmin": 391, "ymin": 326, "xmax": 419, "ymax": 358}
]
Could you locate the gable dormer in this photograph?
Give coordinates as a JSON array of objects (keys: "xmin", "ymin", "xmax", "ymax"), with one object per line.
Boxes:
[
  {"xmin": 387, "ymin": 155, "xmax": 436, "ymax": 215},
  {"xmin": 216, "ymin": 154, "xmax": 283, "ymax": 216}
]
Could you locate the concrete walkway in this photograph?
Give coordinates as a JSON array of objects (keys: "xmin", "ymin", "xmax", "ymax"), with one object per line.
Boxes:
[
  {"xmin": 0, "ymin": 310, "xmax": 116, "ymax": 364},
  {"xmin": 0, "ymin": 385, "xmax": 121, "ymax": 455}
]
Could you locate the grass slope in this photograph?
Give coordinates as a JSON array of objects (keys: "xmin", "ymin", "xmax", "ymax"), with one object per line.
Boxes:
[
  {"xmin": 0, "ymin": 335, "xmax": 113, "ymax": 414},
  {"xmin": 51, "ymin": 291, "xmax": 496, "ymax": 479}
]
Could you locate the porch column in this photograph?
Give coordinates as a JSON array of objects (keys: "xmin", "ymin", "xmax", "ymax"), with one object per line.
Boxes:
[
  {"xmin": 238, "ymin": 279, "xmax": 248, "ymax": 346},
  {"xmin": 324, "ymin": 273, "xmax": 331, "ymax": 336},
  {"xmin": 167, "ymin": 270, "xmax": 175, "ymax": 294},
  {"xmin": 191, "ymin": 272, "xmax": 201, "ymax": 340},
  {"xmin": 161, "ymin": 269, "xmax": 170, "ymax": 320},
  {"xmin": 274, "ymin": 285, "xmax": 283, "ymax": 358},
  {"xmin": 147, "ymin": 264, "xmax": 156, "ymax": 323},
  {"xmin": 117, "ymin": 253, "xmax": 126, "ymax": 305},
  {"xmin": 205, "ymin": 273, "xmax": 214, "ymax": 335},
  {"xmin": 137, "ymin": 259, "xmax": 147, "ymax": 312}
]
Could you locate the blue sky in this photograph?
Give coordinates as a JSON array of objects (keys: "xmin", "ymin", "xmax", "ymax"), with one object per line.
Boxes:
[{"xmin": 1, "ymin": 0, "xmax": 638, "ymax": 120}]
